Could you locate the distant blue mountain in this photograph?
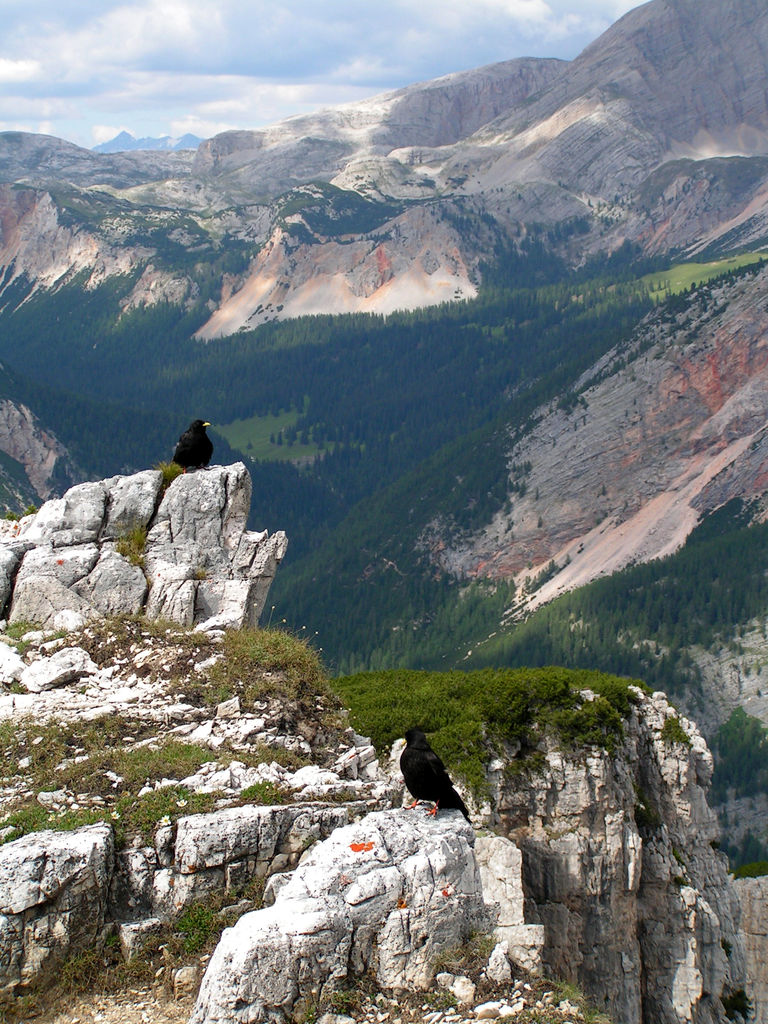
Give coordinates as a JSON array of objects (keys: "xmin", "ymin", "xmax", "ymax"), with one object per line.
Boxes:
[{"xmin": 92, "ymin": 131, "xmax": 204, "ymax": 154}]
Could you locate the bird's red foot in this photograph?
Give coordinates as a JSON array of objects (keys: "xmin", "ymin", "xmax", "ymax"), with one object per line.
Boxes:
[
  {"xmin": 406, "ymin": 799, "xmax": 419, "ymax": 810},
  {"xmin": 428, "ymin": 802, "xmax": 439, "ymax": 817}
]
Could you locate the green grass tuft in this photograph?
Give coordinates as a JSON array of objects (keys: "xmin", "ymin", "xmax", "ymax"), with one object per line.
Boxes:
[
  {"xmin": 114, "ymin": 525, "xmax": 148, "ymax": 568},
  {"xmin": 154, "ymin": 460, "xmax": 184, "ymax": 489}
]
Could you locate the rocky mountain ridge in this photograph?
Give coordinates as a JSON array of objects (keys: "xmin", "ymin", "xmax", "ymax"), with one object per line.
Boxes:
[
  {"xmin": 0, "ymin": 610, "xmax": 753, "ymax": 1024},
  {"xmin": 93, "ymin": 132, "xmax": 205, "ymax": 154},
  {"xmin": 2, "ymin": 0, "xmax": 768, "ymax": 334}
]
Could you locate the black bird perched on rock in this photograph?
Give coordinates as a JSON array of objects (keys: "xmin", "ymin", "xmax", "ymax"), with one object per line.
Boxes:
[
  {"xmin": 400, "ymin": 727, "xmax": 470, "ymax": 821},
  {"xmin": 173, "ymin": 419, "xmax": 213, "ymax": 471}
]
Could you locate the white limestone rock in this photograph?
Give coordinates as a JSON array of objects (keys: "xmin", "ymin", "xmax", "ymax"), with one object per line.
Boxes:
[
  {"xmin": 145, "ymin": 570, "xmax": 197, "ymax": 625},
  {"xmin": 190, "ymin": 808, "xmax": 489, "ymax": 1024},
  {"xmin": 1, "ymin": 463, "xmax": 286, "ymax": 630},
  {"xmin": 20, "ymin": 646, "xmax": 98, "ymax": 692},
  {"xmin": 145, "ymin": 464, "xmax": 248, "ymax": 576},
  {"xmin": 118, "ymin": 917, "xmax": 164, "ymax": 960},
  {"xmin": 0, "ymin": 823, "xmax": 113, "ymax": 996},
  {"xmin": 475, "ymin": 1001, "xmax": 503, "ymax": 1019},
  {"xmin": 733, "ymin": 875, "xmax": 767, "ymax": 1023},
  {"xmin": 475, "ymin": 833, "xmax": 544, "ymax": 974},
  {"xmin": 173, "ymin": 803, "xmax": 350, "ymax": 876},
  {"xmin": 9, "ymin": 575, "xmax": 95, "ymax": 628},
  {"xmin": 486, "ymin": 942, "xmax": 513, "ymax": 985},
  {"xmin": 15, "ymin": 542, "xmax": 99, "ymax": 588},
  {"xmin": 21, "ymin": 481, "xmax": 107, "ymax": 548},
  {"xmin": 100, "ymin": 469, "xmax": 163, "ymax": 540},
  {"xmin": 73, "ymin": 548, "xmax": 148, "ymax": 616},
  {"xmin": 437, "ymin": 973, "xmax": 476, "ymax": 1005},
  {"xmin": 488, "ymin": 687, "xmax": 745, "ymax": 1024},
  {"xmin": 0, "ymin": 545, "xmax": 24, "ymax": 612},
  {"xmin": 0, "ymin": 642, "xmax": 25, "ymax": 684}
]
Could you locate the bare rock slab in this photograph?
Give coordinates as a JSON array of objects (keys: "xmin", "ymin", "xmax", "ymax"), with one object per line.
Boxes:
[
  {"xmin": 0, "ymin": 823, "xmax": 114, "ymax": 996},
  {"xmin": 190, "ymin": 808, "xmax": 489, "ymax": 1024}
]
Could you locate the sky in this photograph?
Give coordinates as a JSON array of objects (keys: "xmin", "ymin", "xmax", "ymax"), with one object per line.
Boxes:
[{"xmin": 1, "ymin": 0, "xmax": 641, "ymax": 150}]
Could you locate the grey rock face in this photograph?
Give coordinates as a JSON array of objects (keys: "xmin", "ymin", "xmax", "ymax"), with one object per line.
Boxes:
[
  {"xmin": 144, "ymin": 462, "xmax": 287, "ymax": 629},
  {"xmin": 3, "ymin": 462, "xmax": 286, "ymax": 632},
  {"xmin": 0, "ymin": 398, "xmax": 78, "ymax": 502},
  {"xmin": 151, "ymin": 804, "xmax": 352, "ymax": 918},
  {"xmin": 489, "ymin": 688, "xmax": 746, "ymax": 1024},
  {"xmin": 0, "ymin": 612, "xmax": 751, "ymax": 1021},
  {"xmin": 439, "ymin": 267, "xmax": 768, "ymax": 630},
  {"xmin": 73, "ymin": 548, "xmax": 148, "ymax": 615},
  {"xmin": 475, "ymin": 834, "xmax": 544, "ymax": 976},
  {"xmin": 190, "ymin": 808, "xmax": 489, "ymax": 1024},
  {"xmin": 734, "ymin": 876, "xmax": 768, "ymax": 1024},
  {"xmin": 0, "ymin": 823, "xmax": 114, "ymax": 997}
]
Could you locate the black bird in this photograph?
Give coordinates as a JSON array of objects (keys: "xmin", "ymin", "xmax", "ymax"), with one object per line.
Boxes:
[
  {"xmin": 173, "ymin": 419, "xmax": 213, "ymax": 471},
  {"xmin": 399, "ymin": 727, "xmax": 470, "ymax": 821}
]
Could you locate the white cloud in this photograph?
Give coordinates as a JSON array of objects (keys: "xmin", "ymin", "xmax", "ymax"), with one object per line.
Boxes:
[
  {"xmin": 92, "ymin": 123, "xmax": 130, "ymax": 144},
  {"xmin": 0, "ymin": 58, "xmax": 40, "ymax": 82}
]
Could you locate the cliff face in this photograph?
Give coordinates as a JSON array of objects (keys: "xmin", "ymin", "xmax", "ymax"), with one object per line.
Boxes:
[
  {"xmin": 488, "ymin": 689, "xmax": 745, "ymax": 1024},
  {"xmin": 734, "ymin": 876, "xmax": 768, "ymax": 1022},
  {"xmin": 0, "ymin": 580, "xmax": 750, "ymax": 1024},
  {"xmin": 0, "ymin": 398, "xmax": 77, "ymax": 501},
  {"xmin": 434, "ymin": 265, "xmax": 768, "ymax": 617}
]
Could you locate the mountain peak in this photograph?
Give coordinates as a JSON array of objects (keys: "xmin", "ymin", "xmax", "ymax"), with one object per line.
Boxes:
[{"xmin": 93, "ymin": 131, "xmax": 205, "ymax": 153}]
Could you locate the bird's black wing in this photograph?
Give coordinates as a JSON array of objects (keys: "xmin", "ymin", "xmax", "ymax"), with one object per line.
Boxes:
[
  {"xmin": 422, "ymin": 746, "xmax": 453, "ymax": 786},
  {"xmin": 173, "ymin": 432, "xmax": 194, "ymax": 464}
]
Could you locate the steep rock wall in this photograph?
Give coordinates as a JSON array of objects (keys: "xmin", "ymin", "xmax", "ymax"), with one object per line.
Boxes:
[
  {"xmin": 437, "ymin": 265, "xmax": 768, "ymax": 617},
  {"xmin": 733, "ymin": 876, "xmax": 768, "ymax": 1023},
  {"xmin": 488, "ymin": 689, "xmax": 746, "ymax": 1024}
]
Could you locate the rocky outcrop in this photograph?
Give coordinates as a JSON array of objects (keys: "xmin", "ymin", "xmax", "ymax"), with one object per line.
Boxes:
[
  {"xmin": 733, "ymin": 876, "xmax": 768, "ymax": 1023},
  {"xmin": 0, "ymin": 823, "xmax": 114, "ymax": 997},
  {"xmin": 0, "ymin": 614, "xmax": 388, "ymax": 1000},
  {"xmin": 189, "ymin": 809, "xmax": 489, "ymax": 1024},
  {"xmin": 0, "ymin": 805, "xmax": 357, "ymax": 1000},
  {"xmin": 0, "ymin": 462, "xmax": 287, "ymax": 630},
  {"xmin": 488, "ymin": 688, "xmax": 746, "ymax": 1024},
  {"xmin": 194, "ymin": 207, "xmax": 478, "ymax": 338}
]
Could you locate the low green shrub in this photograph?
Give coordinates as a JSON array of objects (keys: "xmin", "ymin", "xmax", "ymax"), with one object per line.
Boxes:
[
  {"xmin": 722, "ymin": 988, "xmax": 752, "ymax": 1021},
  {"xmin": 333, "ymin": 665, "xmax": 645, "ymax": 798},
  {"xmin": 661, "ymin": 716, "xmax": 691, "ymax": 747},
  {"xmin": 733, "ymin": 860, "xmax": 768, "ymax": 879}
]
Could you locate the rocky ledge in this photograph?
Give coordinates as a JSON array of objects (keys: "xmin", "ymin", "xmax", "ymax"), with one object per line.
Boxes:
[{"xmin": 0, "ymin": 461, "xmax": 287, "ymax": 632}]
